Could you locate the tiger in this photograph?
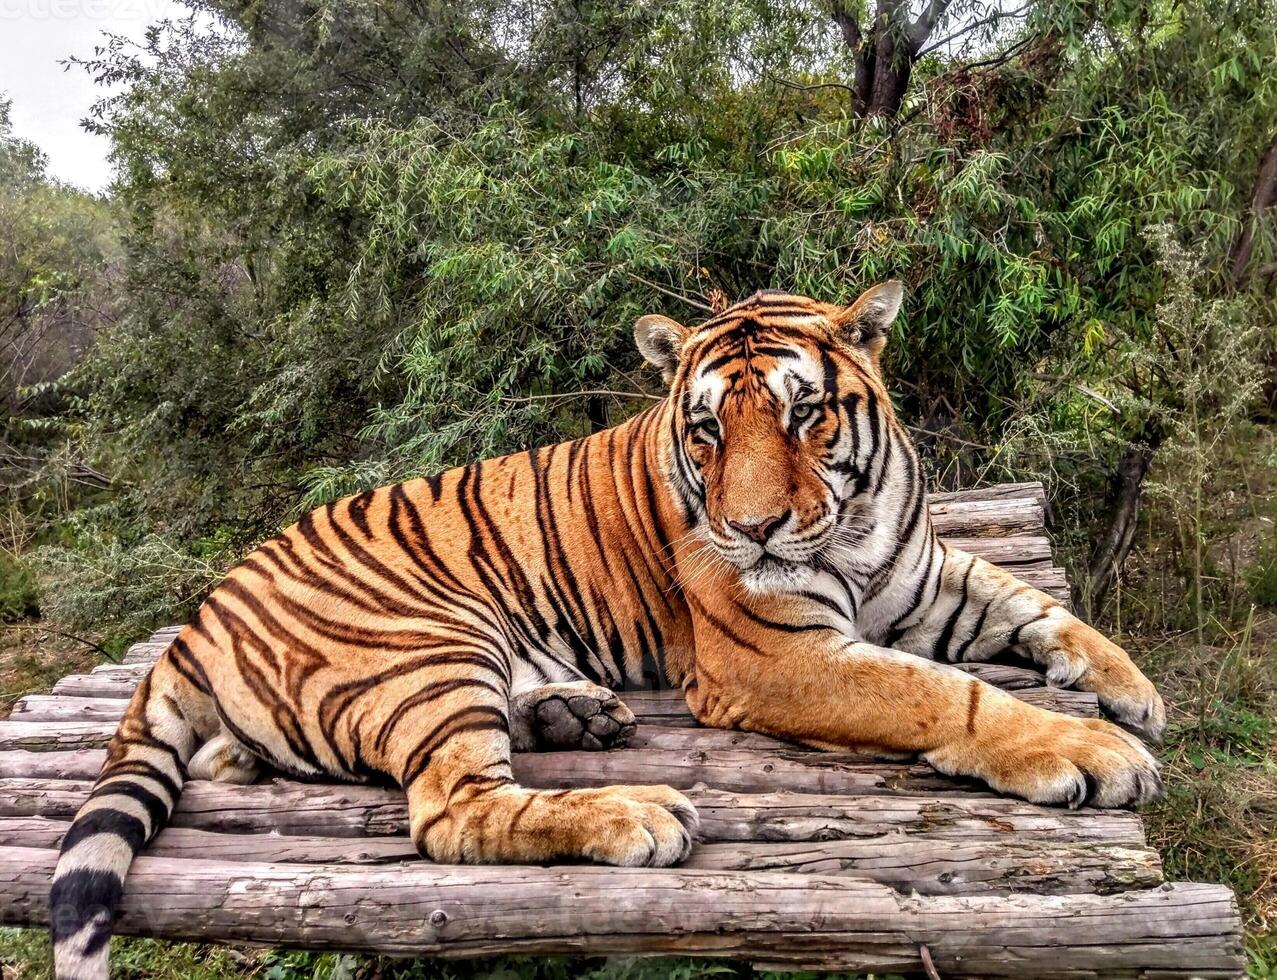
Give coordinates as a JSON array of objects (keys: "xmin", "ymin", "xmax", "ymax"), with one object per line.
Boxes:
[{"xmin": 49, "ymin": 282, "xmax": 1166, "ymax": 979}]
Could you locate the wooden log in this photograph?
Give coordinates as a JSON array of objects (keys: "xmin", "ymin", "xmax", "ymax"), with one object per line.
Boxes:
[
  {"xmin": 0, "ymin": 722, "xmax": 122, "ymax": 751},
  {"xmin": 944, "ymin": 534, "xmax": 1054, "ymax": 569},
  {"xmin": 0, "ymin": 817, "xmax": 1160, "ymax": 896},
  {"xmin": 0, "ymin": 744, "xmax": 991, "ymax": 796},
  {"xmin": 0, "ymin": 779, "xmax": 1148, "ymax": 846},
  {"xmin": 0, "ymin": 753, "xmax": 101, "ymax": 781},
  {"xmin": 0, "ymin": 817, "xmax": 417, "ymax": 865},
  {"xmin": 928, "ymin": 496, "xmax": 1044, "ymax": 538},
  {"xmin": 122, "ymin": 641, "xmax": 169, "ymax": 664},
  {"xmin": 0, "ymin": 730, "xmax": 1119, "ymax": 798},
  {"xmin": 515, "ymin": 748, "xmax": 975, "ymax": 795},
  {"xmin": 683, "ymin": 837, "xmax": 1163, "ymax": 895},
  {"xmin": 51, "ymin": 672, "xmax": 142, "ymax": 699},
  {"xmin": 929, "ymin": 482, "xmax": 1047, "ymax": 508},
  {"xmin": 5, "ymin": 701, "xmax": 789, "ymax": 753},
  {"xmin": 34, "ymin": 671, "xmax": 1099, "ymax": 725},
  {"xmin": 7, "ymin": 696, "xmax": 132, "ymax": 723},
  {"xmin": 1008, "ymin": 565, "xmax": 1071, "ymax": 603},
  {"xmin": 0, "ymin": 847, "xmax": 1243, "ymax": 976}
]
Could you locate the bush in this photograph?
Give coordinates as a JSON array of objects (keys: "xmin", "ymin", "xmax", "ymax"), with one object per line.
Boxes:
[{"xmin": 0, "ymin": 551, "xmax": 39, "ymax": 623}]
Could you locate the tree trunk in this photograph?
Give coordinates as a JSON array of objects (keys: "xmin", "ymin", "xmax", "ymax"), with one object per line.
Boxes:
[
  {"xmin": 1084, "ymin": 423, "xmax": 1164, "ymax": 616},
  {"xmin": 1228, "ymin": 130, "xmax": 1277, "ymax": 419},
  {"xmin": 1228, "ymin": 129, "xmax": 1277, "ymax": 288},
  {"xmin": 829, "ymin": 2, "xmax": 913, "ymax": 117},
  {"xmin": 829, "ymin": 0, "xmax": 952, "ymax": 118}
]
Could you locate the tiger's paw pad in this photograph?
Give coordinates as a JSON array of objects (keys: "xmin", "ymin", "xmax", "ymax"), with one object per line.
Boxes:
[{"xmin": 518, "ymin": 681, "xmax": 636, "ymax": 751}]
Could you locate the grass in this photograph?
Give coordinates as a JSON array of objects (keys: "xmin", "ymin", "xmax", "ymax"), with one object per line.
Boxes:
[
  {"xmin": 0, "ymin": 936, "xmax": 891, "ymax": 980},
  {"xmin": 1134, "ymin": 625, "xmax": 1277, "ymax": 976}
]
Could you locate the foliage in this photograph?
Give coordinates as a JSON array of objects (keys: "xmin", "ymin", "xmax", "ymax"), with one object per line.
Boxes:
[
  {"xmin": 30, "ymin": 526, "xmax": 228, "ymax": 638},
  {"xmin": 0, "ymin": 552, "xmax": 39, "ymax": 624},
  {"xmin": 0, "ymin": 97, "xmax": 121, "ymax": 498}
]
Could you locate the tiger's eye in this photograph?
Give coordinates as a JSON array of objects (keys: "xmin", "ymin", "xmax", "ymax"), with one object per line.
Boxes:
[
  {"xmin": 792, "ymin": 403, "xmax": 816, "ymax": 422},
  {"xmin": 699, "ymin": 418, "xmax": 721, "ymax": 438}
]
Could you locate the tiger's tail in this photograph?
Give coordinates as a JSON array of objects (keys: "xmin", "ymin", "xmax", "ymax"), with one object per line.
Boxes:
[{"xmin": 49, "ymin": 652, "xmax": 201, "ymax": 980}]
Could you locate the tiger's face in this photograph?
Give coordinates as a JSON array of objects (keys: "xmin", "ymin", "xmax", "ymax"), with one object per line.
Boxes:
[
  {"xmin": 633, "ymin": 279, "xmax": 904, "ymax": 592},
  {"xmin": 636, "ymin": 283, "xmax": 904, "ymax": 593}
]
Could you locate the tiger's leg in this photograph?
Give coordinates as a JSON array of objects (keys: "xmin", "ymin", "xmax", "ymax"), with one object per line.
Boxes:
[
  {"xmin": 188, "ymin": 729, "xmax": 260, "ymax": 784},
  {"xmin": 890, "ymin": 547, "xmax": 1165, "ymax": 740},
  {"xmin": 685, "ymin": 633, "xmax": 1161, "ymax": 809},
  {"xmin": 509, "ymin": 681, "xmax": 637, "ymax": 751},
  {"xmin": 383, "ymin": 664, "xmax": 696, "ymax": 866}
]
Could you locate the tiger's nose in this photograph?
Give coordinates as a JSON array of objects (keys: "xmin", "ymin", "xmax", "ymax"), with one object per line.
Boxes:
[{"xmin": 727, "ymin": 512, "xmax": 789, "ymax": 543}]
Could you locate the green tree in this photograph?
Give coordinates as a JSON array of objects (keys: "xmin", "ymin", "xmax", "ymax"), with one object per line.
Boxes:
[{"xmin": 36, "ymin": 0, "xmax": 1277, "ymax": 623}]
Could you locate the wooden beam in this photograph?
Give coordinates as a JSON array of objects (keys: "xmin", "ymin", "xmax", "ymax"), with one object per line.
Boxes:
[
  {"xmin": 3, "ymin": 685, "xmax": 1098, "ymax": 748},
  {"xmin": 0, "ymin": 847, "xmax": 1243, "ymax": 975},
  {"xmin": 0, "ymin": 816, "xmax": 1159, "ymax": 896},
  {"xmin": 0, "ymin": 744, "xmax": 996, "ymax": 796},
  {"xmin": 0, "ymin": 779, "xmax": 1147, "ymax": 845},
  {"xmin": 927, "ymin": 494, "xmax": 1045, "ymax": 537},
  {"xmin": 928, "ymin": 482, "xmax": 1046, "ymax": 508}
]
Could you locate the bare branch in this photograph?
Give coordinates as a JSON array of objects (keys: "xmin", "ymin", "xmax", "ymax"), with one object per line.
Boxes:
[
  {"xmin": 916, "ymin": 3, "xmax": 1031, "ymax": 58},
  {"xmin": 768, "ymin": 74, "xmax": 856, "ymax": 96},
  {"xmin": 829, "ymin": 2, "xmax": 863, "ymax": 51},
  {"xmin": 624, "ymin": 272, "xmax": 713, "ymax": 312},
  {"xmin": 909, "ymin": 0, "xmax": 957, "ymax": 52}
]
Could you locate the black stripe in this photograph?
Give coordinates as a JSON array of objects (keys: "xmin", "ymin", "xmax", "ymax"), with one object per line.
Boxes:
[
  {"xmin": 89, "ymin": 779, "xmax": 168, "ymax": 835},
  {"xmin": 59, "ymin": 807, "xmax": 148, "ymax": 856},
  {"xmin": 953, "ymin": 599, "xmax": 992, "ymax": 663},
  {"xmin": 936, "ymin": 560, "xmax": 976, "ymax": 662},
  {"xmin": 49, "ymin": 868, "xmax": 122, "ymax": 954}
]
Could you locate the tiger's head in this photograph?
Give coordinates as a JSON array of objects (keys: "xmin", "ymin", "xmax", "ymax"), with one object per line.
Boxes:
[{"xmin": 636, "ymin": 283, "xmax": 905, "ymax": 593}]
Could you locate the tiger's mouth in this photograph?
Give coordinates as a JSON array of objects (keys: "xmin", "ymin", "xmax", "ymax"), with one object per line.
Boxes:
[{"xmin": 738, "ymin": 553, "xmax": 817, "ymax": 594}]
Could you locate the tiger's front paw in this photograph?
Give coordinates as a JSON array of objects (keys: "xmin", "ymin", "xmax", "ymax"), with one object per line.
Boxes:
[
  {"xmin": 1040, "ymin": 622, "xmax": 1166, "ymax": 742},
  {"xmin": 579, "ymin": 784, "xmax": 699, "ymax": 867},
  {"xmin": 927, "ymin": 715, "xmax": 1163, "ymax": 809}
]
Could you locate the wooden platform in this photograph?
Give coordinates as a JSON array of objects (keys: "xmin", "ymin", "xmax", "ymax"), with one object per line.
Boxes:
[{"xmin": 0, "ymin": 483, "xmax": 1245, "ymax": 977}]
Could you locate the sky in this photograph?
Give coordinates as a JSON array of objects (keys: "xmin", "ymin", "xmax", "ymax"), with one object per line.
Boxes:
[{"xmin": 0, "ymin": 0, "xmax": 189, "ymax": 192}]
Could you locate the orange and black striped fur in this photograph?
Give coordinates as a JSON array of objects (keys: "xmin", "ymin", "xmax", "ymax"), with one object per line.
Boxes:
[{"xmin": 50, "ymin": 283, "xmax": 1166, "ymax": 978}]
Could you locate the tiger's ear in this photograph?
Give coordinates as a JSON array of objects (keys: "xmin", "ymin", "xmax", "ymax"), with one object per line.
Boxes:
[
  {"xmin": 635, "ymin": 314, "xmax": 690, "ymax": 384},
  {"xmin": 832, "ymin": 280, "xmax": 903, "ymax": 359}
]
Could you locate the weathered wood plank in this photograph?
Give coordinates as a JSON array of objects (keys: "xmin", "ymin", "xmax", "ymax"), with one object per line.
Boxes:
[
  {"xmin": 50, "ymin": 672, "xmax": 142, "ymax": 698},
  {"xmin": 7, "ymin": 686, "xmax": 1098, "ymax": 746},
  {"xmin": 927, "ymin": 496, "xmax": 1045, "ymax": 538},
  {"xmin": 122, "ymin": 641, "xmax": 170, "ymax": 664},
  {"xmin": 0, "ymin": 780, "xmax": 1147, "ymax": 845},
  {"xmin": 4, "ymin": 700, "xmax": 787, "ymax": 752},
  {"xmin": 944, "ymin": 534, "xmax": 1054, "ymax": 568},
  {"xmin": 0, "ymin": 847, "xmax": 1243, "ymax": 976},
  {"xmin": 7, "ymin": 696, "xmax": 133, "ymax": 723},
  {"xmin": 0, "ymin": 817, "xmax": 1160, "ymax": 896},
  {"xmin": 0, "ymin": 746, "xmax": 994, "ymax": 796},
  {"xmin": 0, "ymin": 817, "xmax": 417, "ymax": 865},
  {"xmin": 929, "ymin": 482, "xmax": 1047, "ymax": 508}
]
